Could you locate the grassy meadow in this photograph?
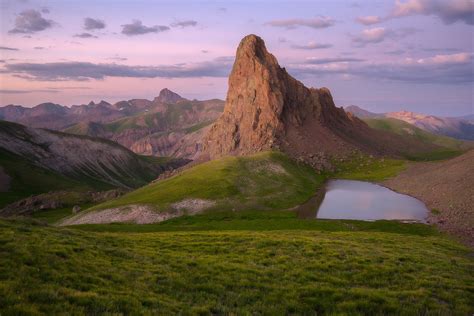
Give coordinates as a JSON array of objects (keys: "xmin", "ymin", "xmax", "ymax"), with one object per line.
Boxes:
[
  {"xmin": 1, "ymin": 151, "xmax": 472, "ymax": 314},
  {"xmin": 1, "ymin": 216, "xmax": 473, "ymax": 315}
]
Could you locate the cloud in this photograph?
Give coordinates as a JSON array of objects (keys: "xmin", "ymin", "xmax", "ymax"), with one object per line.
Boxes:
[
  {"xmin": 84, "ymin": 17, "xmax": 106, "ymax": 30},
  {"xmin": 384, "ymin": 49, "xmax": 406, "ymax": 55},
  {"xmin": 3, "ymin": 57, "xmax": 234, "ymax": 81},
  {"xmin": 390, "ymin": 0, "xmax": 473, "ymax": 25},
  {"xmin": 356, "ymin": 15, "xmax": 382, "ymax": 25},
  {"xmin": 291, "ymin": 41, "xmax": 333, "ymax": 50},
  {"xmin": 46, "ymin": 86, "xmax": 91, "ymax": 90},
  {"xmin": 33, "ymin": 46, "xmax": 44, "ymax": 49},
  {"xmin": 352, "ymin": 27, "xmax": 388, "ymax": 45},
  {"xmin": 265, "ymin": 16, "xmax": 335, "ymax": 29},
  {"xmin": 121, "ymin": 20, "xmax": 170, "ymax": 36},
  {"xmin": 305, "ymin": 57, "xmax": 366, "ymax": 64},
  {"xmin": 290, "ymin": 52, "xmax": 473, "ymax": 84},
  {"xmin": 0, "ymin": 46, "xmax": 19, "ymax": 51},
  {"xmin": 419, "ymin": 52, "xmax": 472, "ymax": 64},
  {"xmin": 0, "ymin": 89, "xmax": 59, "ymax": 94},
  {"xmin": 170, "ymin": 20, "xmax": 197, "ymax": 28},
  {"xmin": 422, "ymin": 47, "xmax": 459, "ymax": 52},
  {"xmin": 352, "ymin": 27, "xmax": 418, "ymax": 46},
  {"xmin": 106, "ymin": 56, "xmax": 127, "ymax": 61},
  {"xmin": 73, "ymin": 32, "xmax": 98, "ymax": 38},
  {"xmin": 8, "ymin": 9, "xmax": 54, "ymax": 34}
]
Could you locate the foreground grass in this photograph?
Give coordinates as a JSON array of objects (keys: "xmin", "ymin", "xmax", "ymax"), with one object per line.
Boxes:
[
  {"xmin": 0, "ymin": 218, "xmax": 472, "ymax": 315},
  {"xmin": 73, "ymin": 210, "xmax": 436, "ymax": 236}
]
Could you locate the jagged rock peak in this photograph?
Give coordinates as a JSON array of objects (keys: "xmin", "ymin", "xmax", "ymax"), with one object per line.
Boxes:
[
  {"xmin": 235, "ymin": 34, "xmax": 278, "ymax": 65},
  {"xmin": 202, "ymin": 34, "xmax": 389, "ymax": 167},
  {"xmin": 155, "ymin": 88, "xmax": 185, "ymax": 104}
]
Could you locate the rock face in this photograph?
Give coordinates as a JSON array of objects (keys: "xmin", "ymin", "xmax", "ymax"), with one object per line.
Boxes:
[{"xmin": 203, "ymin": 35, "xmax": 425, "ymax": 166}]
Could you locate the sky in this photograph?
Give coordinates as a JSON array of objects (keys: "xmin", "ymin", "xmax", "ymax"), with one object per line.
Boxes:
[{"xmin": 0, "ymin": 0, "xmax": 473, "ymax": 116}]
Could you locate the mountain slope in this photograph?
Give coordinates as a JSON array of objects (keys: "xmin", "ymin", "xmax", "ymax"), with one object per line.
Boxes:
[
  {"xmin": 345, "ymin": 106, "xmax": 474, "ymax": 141},
  {"xmin": 0, "ymin": 121, "xmax": 186, "ymax": 191},
  {"xmin": 344, "ymin": 105, "xmax": 384, "ymax": 118},
  {"xmin": 364, "ymin": 118, "xmax": 470, "ymax": 160},
  {"xmin": 202, "ymin": 35, "xmax": 441, "ymax": 167},
  {"xmin": 384, "ymin": 150, "xmax": 474, "ymax": 246},
  {"xmin": 0, "ymin": 147, "xmax": 91, "ymax": 207},
  {"xmin": 65, "ymin": 98, "xmax": 224, "ymax": 159},
  {"xmin": 386, "ymin": 111, "xmax": 474, "ymax": 140},
  {"xmin": 61, "ymin": 151, "xmax": 323, "ymax": 225}
]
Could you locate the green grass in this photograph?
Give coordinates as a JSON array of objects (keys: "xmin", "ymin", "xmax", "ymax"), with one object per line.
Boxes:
[
  {"xmin": 31, "ymin": 203, "xmax": 96, "ymax": 224},
  {"xmin": 403, "ymin": 149, "xmax": 464, "ymax": 161},
  {"xmin": 89, "ymin": 151, "xmax": 323, "ymax": 213},
  {"xmin": 364, "ymin": 118, "xmax": 468, "ymax": 161},
  {"xmin": 0, "ymin": 218, "xmax": 472, "ymax": 315},
  {"xmin": 364, "ymin": 118, "xmax": 466, "ymax": 150},
  {"xmin": 330, "ymin": 155, "xmax": 406, "ymax": 181},
  {"xmin": 72, "ymin": 210, "xmax": 438, "ymax": 236}
]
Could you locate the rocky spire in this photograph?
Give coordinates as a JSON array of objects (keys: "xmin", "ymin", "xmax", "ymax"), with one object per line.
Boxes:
[{"xmin": 202, "ymin": 34, "xmax": 431, "ymax": 167}]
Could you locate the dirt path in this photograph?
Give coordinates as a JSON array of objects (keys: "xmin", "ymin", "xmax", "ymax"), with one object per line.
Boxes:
[{"xmin": 383, "ymin": 150, "xmax": 474, "ymax": 247}]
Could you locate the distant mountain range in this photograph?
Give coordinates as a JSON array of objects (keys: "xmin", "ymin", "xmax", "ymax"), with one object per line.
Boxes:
[
  {"xmin": 345, "ymin": 105, "xmax": 474, "ymax": 140},
  {"xmin": 0, "ymin": 88, "xmax": 224, "ymax": 159}
]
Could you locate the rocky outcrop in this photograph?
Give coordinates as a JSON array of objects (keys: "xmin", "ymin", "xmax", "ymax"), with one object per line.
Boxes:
[{"xmin": 203, "ymin": 35, "xmax": 432, "ymax": 167}]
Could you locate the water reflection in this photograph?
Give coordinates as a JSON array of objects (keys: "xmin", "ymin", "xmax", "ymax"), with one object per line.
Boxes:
[{"xmin": 297, "ymin": 180, "xmax": 428, "ymax": 222}]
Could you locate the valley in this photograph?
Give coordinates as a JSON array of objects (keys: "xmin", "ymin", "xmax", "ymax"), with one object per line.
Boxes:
[{"xmin": 0, "ymin": 31, "xmax": 472, "ymax": 315}]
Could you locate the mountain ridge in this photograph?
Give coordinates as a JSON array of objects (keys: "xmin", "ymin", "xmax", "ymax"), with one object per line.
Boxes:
[
  {"xmin": 0, "ymin": 120, "xmax": 187, "ymax": 190},
  {"xmin": 1, "ymin": 89, "xmax": 225, "ymax": 159},
  {"xmin": 346, "ymin": 105, "xmax": 474, "ymax": 140}
]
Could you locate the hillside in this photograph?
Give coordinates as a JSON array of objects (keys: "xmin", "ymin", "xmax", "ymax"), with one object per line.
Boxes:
[
  {"xmin": 364, "ymin": 117, "xmax": 469, "ymax": 160},
  {"xmin": 345, "ymin": 106, "xmax": 474, "ymax": 141},
  {"xmin": 0, "ymin": 121, "xmax": 187, "ymax": 206},
  {"xmin": 384, "ymin": 150, "xmax": 474, "ymax": 246},
  {"xmin": 61, "ymin": 151, "xmax": 323, "ymax": 225}
]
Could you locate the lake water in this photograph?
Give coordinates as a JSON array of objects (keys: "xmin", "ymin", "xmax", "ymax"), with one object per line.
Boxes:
[{"xmin": 297, "ymin": 180, "xmax": 428, "ymax": 222}]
